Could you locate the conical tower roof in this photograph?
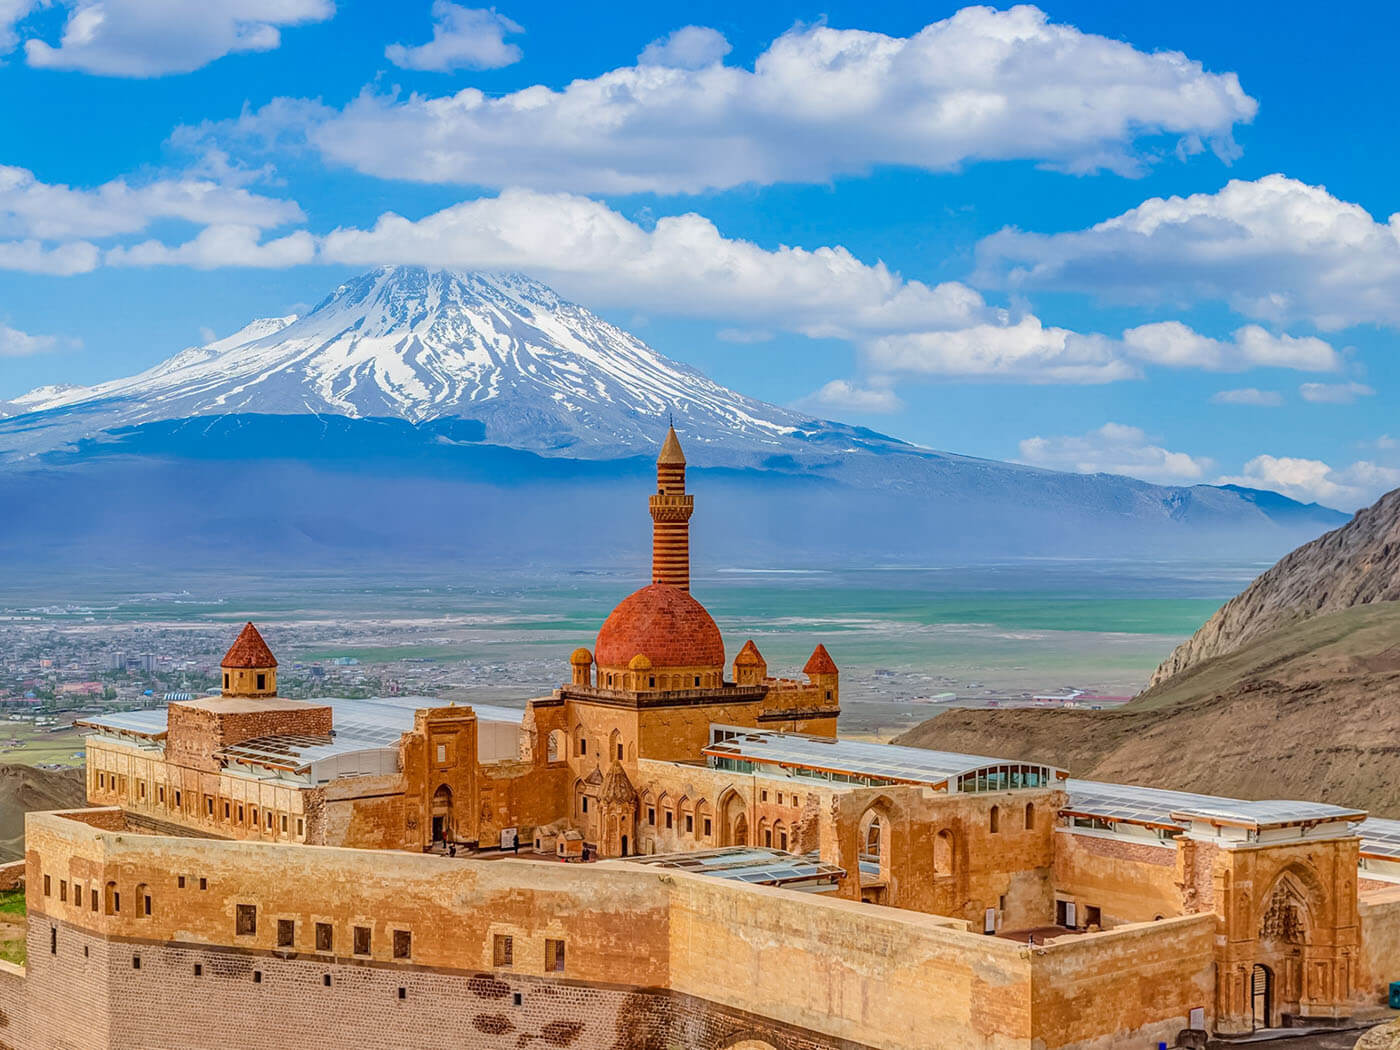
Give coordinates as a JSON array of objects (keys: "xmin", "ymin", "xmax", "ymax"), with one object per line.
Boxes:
[
  {"xmin": 657, "ymin": 425, "xmax": 686, "ymax": 465},
  {"xmin": 803, "ymin": 644, "xmax": 837, "ymax": 675},
  {"xmin": 734, "ymin": 640, "xmax": 765, "ymax": 666},
  {"xmin": 222, "ymin": 622, "xmax": 278, "ymax": 669}
]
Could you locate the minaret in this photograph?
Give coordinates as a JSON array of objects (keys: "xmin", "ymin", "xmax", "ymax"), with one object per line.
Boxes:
[{"xmin": 649, "ymin": 425, "xmax": 694, "ymax": 591}]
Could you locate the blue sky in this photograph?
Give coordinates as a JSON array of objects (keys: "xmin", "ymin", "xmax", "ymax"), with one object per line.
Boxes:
[{"xmin": 1, "ymin": 1, "xmax": 1398, "ymax": 510}]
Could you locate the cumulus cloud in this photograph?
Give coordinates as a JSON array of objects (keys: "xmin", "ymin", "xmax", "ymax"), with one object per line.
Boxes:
[
  {"xmin": 794, "ymin": 379, "xmax": 901, "ymax": 415},
  {"xmin": 22, "ymin": 0, "xmax": 334, "ymax": 76},
  {"xmin": 638, "ymin": 25, "xmax": 730, "ymax": 69},
  {"xmin": 0, "ymin": 323, "xmax": 75, "ymax": 357},
  {"xmin": 320, "ymin": 188, "xmax": 990, "ymax": 338},
  {"xmin": 1017, "ymin": 422, "xmax": 1212, "ymax": 484},
  {"xmin": 184, "ymin": 5, "xmax": 1255, "ymax": 194},
  {"xmin": 1298, "ymin": 380, "xmax": 1374, "ymax": 404},
  {"xmin": 0, "ymin": 0, "xmax": 40, "ymax": 51},
  {"xmin": 106, "ymin": 224, "xmax": 317, "ymax": 268},
  {"xmin": 0, "ymin": 238, "xmax": 100, "ymax": 275},
  {"xmin": 864, "ymin": 316, "xmax": 1133, "ymax": 384},
  {"xmin": 385, "ymin": 3, "xmax": 522, "ymax": 72},
  {"xmin": 978, "ymin": 174, "xmax": 1400, "ymax": 330},
  {"xmin": 0, "ymin": 164, "xmax": 304, "ymax": 241},
  {"xmin": 1121, "ymin": 321, "xmax": 1338, "ymax": 372},
  {"xmin": 1217, "ymin": 455, "xmax": 1400, "ymax": 510},
  {"xmin": 1211, "ymin": 387, "xmax": 1283, "ymax": 406}
]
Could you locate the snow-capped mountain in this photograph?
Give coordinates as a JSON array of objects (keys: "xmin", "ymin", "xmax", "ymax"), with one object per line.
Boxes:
[
  {"xmin": 4, "ymin": 267, "xmax": 867, "ymax": 462},
  {"xmin": 0, "ymin": 266, "xmax": 1349, "ymax": 569}
]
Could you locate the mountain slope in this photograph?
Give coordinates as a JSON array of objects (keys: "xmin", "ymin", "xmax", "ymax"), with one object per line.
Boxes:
[
  {"xmin": 0, "ymin": 266, "xmax": 1349, "ymax": 566},
  {"xmin": 895, "ymin": 601, "xmax": 1400, "ymax": 817},
  {"xmin": 1, "ymin": 267, "xmax": 858, "ymax": 463},
  {"xmin": 1147, "ymin": 486, "xmax": 1400, "ymax": 687}
]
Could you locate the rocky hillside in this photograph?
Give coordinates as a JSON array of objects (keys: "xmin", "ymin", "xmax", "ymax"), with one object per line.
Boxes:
[
  {"xmin": 1147, "ymin": 486, "xmax": 1400, "ymax": 688},
  {"xmin": 0, "ymin": 763, "xmax": 86, "ymax": 862},
  {"xmin": 898, "ymin": 601, "xmax": 1400, "ymax": 816}
]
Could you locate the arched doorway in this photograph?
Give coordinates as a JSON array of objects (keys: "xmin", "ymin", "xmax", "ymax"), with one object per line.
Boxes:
[
  {"xmin": 431, "ymin": 784, "xmax": 453, "ymax": 844},
  {"xmin": 857, "ymin": 803, "xmax": 893, "ymax": 904},
  {"xmin": 718, "ymin": 789, "xmax": 748, "ymax": 846},
  {"xmin": 1251, "ymin": 964, "xmax": 1273, "ymax": 1030}
]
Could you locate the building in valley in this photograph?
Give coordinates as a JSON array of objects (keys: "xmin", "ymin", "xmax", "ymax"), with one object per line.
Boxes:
[{"xmin": 3, "ymin": 427, "xmax": 1399, "ymax": 1050}]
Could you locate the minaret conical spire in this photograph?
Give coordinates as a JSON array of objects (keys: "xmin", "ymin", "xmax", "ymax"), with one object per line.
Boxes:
[{"xmin": 649, "ymin": 424, "xmax": 693, "ymax": 590}]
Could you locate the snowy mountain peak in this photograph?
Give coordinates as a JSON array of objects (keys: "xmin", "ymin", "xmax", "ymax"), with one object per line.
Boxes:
[{"xmin": 0, "ymin": 267, "xmax": 862, "ymax": 461}]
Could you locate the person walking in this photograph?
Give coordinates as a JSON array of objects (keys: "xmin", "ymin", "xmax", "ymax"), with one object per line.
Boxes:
[{"xmin": 511, "ymin": 831, "xmax": 519, "ymax": 854}]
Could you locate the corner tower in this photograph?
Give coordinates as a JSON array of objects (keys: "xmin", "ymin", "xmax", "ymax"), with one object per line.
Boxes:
[
  {"xmin": 649, "ymin": 425, "xmax": 694, "ymax": 591},
  {"xmin": 221, "ymin": 621, "xmax": 278, "ymax": 698}
]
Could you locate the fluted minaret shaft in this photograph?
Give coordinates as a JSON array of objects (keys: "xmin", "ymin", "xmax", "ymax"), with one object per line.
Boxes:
[{"xmin": 649, "ymin": 426, "xmax": 693, "ymax": 591}]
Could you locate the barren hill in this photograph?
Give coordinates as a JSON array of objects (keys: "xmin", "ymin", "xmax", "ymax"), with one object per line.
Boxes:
[
  {"xmin": 896, "ymin": 601, "xmax": 1400, "ymax": 816},
  {"xmin": 1146, "ymin": 486, "xmax": 1400, "ymax": 688},
  {"xmin": 0, "ymin": 763, "xmax": 86, "ymax": 862}
]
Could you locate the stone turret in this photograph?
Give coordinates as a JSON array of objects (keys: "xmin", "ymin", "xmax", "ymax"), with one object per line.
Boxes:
[
  {"xmin": 733, "ymin": 639, "xmax": 767, "ymax": 686},
  {"xmin": 803, "ymin": 644, "xmax": 839, "ymax": 705},
  {"xmin": 221, "ymin": 622, "xmax": 278, "ymax": 698},
  {"xmin": 649, "ymin": 425, "xmax": 694, "ymax": 591}
]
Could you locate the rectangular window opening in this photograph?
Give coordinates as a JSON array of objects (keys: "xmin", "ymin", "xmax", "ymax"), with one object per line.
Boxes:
[
  {"xmin": 393, "ymin": 930, "xmax": 411, "ymax": 960},
  {"xmin": 315, "ymin": 922, "xmax": 333, "ymax": 952},
  {"xmin": 277, "ymin": 919, "xmax": 295, "ymax": 948},
  {"xmin": 545, "ymin": 938, "xmax": 565, "ymax": 974},
  {"xmin": 353, "ymin": 926, "xmax": 371, "ymax": 956},
  {"xmin": 236, "ymin": 903, "xmax": 257, "ymax": 936},
  {"xmin": 493, "ymin": 934, "xmax": 513, "ymax": 967}
]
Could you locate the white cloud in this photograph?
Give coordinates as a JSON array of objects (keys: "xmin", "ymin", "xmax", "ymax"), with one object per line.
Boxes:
[
  {"xmin": 1211, "ymin": 387, "xmax": 1283, "ymax": 406},
  {"xmin": 0, "ymin": 163, "xmax": 306, "ymax": 274},
  {"xmin": 0, "ymin": 323, "xmax": 74, "ymax": 357},
  {"xmin": 794, "ymin": 379, "xmax": 901, "ymax": 415},
  {"xmin": 187, "ymin": 5, "xmax": 1255, "ymax": 194},
  {"xmin": 638, "ymin": 25, "xmax": 730, "ymax": 69},
  {"xmin": 1121, "ymin": 321, "xmax": 1337, "ymax": 371},
  {"xmin": 716, "ymin": 328, "xmax": 775, "ymax": 344},
  {"xmin": 1377, "ymin": 435, "xmax": 1398, "ymax": 450},
  {"xmin": 1217, "ymin": 455, "xmax": 1400, "ymax": 510},
  {"xmin": 0, "ymin": 238, "xmax": 100, "ymax": 275},
  {"xmin": 1017, "ymin": 422, "xmax": 1212, "ymax": 484},
  {"xmin": 0, "ymin": 164, "xmax": 304, "ymax": 240},
  {"xmin": 319, "ymin": 188, "xmax": 990, "ymax": 338},
  {"xmin": 23, "ymin": 0, "xmax": 334, "ymax": 76},
  {"xmin": 864, "ymin": 316, "xmax": 1134, "ymax": 384},
  {"xmin": 1298, "ymin": 380, "xmax": 1374, "ymax": 404},
  {"xmin": 106, "ymin": 224, "xmax": 317, "ymax": 268},
  {"xmin": 978, "ymin": 174, "xmax": 1400, "ymax": 330},
  {"xmin": 385, "ymin": 3, "xmax": 521, "ymax": 72},
  {"xmin": 0, "ymin": 0, "xmax": 40, "ymax": 51}
]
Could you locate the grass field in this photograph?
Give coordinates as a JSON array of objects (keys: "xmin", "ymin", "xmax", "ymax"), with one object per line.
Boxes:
[
  {"xmin": 0, "ymin": 723, "xmax": 86, "ymax": 768},
  {"xmin": 0, "ymin": 888, "xmax": 25, "ymax": 967}
]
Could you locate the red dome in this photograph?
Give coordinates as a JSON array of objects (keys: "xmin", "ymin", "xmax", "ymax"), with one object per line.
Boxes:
[{"xmin": 595, "ymin": 583, "xmax": 725, "ymax": 670}]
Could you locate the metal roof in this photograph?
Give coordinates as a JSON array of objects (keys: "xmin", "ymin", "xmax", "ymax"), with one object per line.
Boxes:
[
  {"xmin": 1358, "ymin": 818, "xmax": 1400, "ymax": 861},
  {"xmin": 1066, "ymin": 780, "xmax": 1366, "ymax": 831},
  {"xmin": 704, "ymin": 731, "xmax": 1063, "ymax": 789},
  {"xmin": 633, "ymin": 847, "xmax": 845, "ymax": 888},
  {"xmin": 80, "ymin": 697, "xmax": 527, "ymax": 776},
  {"xmin": 73, "ymin": 708, "xmax": 169, "ymax": 739}
]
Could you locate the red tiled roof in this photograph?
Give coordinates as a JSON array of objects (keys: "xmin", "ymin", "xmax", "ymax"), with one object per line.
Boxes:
[
  {"xmin": 222, "ymin": 622, "xmax": 277, "ymax": 669},
  {"xmin": 595, "ymin": 583, "xmax": 724, "ymax": 670},
  {"xmin": 803, "ymin": 644, "xmax": 837, "ymax": 675},
  {"xmin": 734, "ymin": 639, "xmax": 765, "ymax": 665}
]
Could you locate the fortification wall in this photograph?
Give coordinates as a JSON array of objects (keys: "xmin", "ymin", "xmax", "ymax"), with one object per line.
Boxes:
[
  {"xmin": 1052, "ymin": 830, "xmax": 1183, "ymax": 927},
  {"xmin": 6, "ymin": 808, "xmax": 1233, "ymax": 1050},
  {"xmin": 665, "ymin": 871, "xmax": 1029, "ymax": 1050},
  {"xmin": 1359, "ymin": 890, "xmax": 1400, "ymax": 1001},
  {"xmin": 1028, "ymin": 916, "xmax": 1217, "ymax": 1050}
]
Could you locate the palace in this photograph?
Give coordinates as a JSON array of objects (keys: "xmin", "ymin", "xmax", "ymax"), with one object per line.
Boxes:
[{"xmin": 2, "ymin": 427, "xmax": 1399, "ymax": 1050}]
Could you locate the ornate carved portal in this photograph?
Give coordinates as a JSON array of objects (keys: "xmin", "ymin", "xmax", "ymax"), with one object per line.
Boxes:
[{"xmin": 1252, "ymin": 875, "xmax": 1312, "ymax": 1027}]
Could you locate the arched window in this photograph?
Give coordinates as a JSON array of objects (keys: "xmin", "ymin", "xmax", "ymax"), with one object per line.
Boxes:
[
  {"xmin": 573, "ymin": 724, "xmax": 586, "ymax": 757},
  {"xmin": 989, "ymin": 805, "xmax": 1000, "ymax": 833},
  {"xmin": 546, "ymin": 730, "xmax": 566, "ymax": 763},
  {"xmin": 105, "ymin": 881, "xmax": 119, "ymax": 916},
  {"xmin": 934, "ymin": 829, "xmax": 955, "ymax": 876},
  {"xmin": 774, "ymin": 821, "xmax": 788, "ymax": 852},
  {"xmin": 136, "ymin": 883, "xmax": 151, "ymax": 917},
  {"xmin": 609, "ymin": 729, "xmax": 622, "ymax": 762},
  {"xmin": 1024, "ymin": 802, "xmax": 1035, "ymax": 830}
]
